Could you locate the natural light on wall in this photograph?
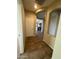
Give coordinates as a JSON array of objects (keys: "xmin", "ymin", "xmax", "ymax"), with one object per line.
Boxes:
[
  {"xmin": 34, "ymin": 3, "xmax": 38, "ymax": 9},
  {"xmin": 36, "ymin": 9, "xmax": 43, "ymax": 13}
]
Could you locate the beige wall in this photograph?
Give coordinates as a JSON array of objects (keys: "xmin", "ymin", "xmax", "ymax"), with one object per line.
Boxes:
[
  {"xmin": 43, "ymin": 0, "xmax": 61, "ymax": 49},
  {"xmin": 25, "ymin": 12, "xmax": 36, "ymax": 37},
  {"xmin": 52, "ymin": 16, "xmax": 61, "ymax": 59}
]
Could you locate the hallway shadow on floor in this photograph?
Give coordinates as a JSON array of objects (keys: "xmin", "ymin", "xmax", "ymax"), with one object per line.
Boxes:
[{"xmin": 19, "ymin": 37, "xmax": 53, "ymax": 59}]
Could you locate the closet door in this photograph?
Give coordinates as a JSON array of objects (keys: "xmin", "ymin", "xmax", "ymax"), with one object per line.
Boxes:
[{"xmin": 17, "ymin": 0, "xmax": 24, "ymax": 54}]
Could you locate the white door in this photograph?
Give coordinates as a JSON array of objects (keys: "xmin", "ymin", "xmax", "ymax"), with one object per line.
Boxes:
[{"xmin": 17, "ymin": 0, "xmax": 24, "ymax": 54}]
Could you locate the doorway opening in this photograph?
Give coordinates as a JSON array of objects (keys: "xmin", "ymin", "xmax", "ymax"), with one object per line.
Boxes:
[{"xmin": 35, "ymin": 11, "xmax": 45, "ymax": 39}]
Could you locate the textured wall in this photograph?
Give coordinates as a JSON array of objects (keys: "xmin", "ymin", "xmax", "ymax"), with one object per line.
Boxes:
[
  {"xmin": 52, "ymin": 16, "xmax": 61, "ymax": 59},
  {"xmin": 43, "ymin": 0, "xmax": 61, "ymax": 49},
  {"xmin": 25, "ymin": 12, "xmax": 36, "ymax": 37}
]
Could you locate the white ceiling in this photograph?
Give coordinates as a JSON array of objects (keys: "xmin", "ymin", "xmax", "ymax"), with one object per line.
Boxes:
[{"xmin": 23, "ymin": 0, "xmax": 55, "ymax": 12}]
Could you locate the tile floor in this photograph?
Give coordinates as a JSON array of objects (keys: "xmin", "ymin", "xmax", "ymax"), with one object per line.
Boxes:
[{"xmin": 18, "ymin": 37, "xmax": 53, "ymax": 59}]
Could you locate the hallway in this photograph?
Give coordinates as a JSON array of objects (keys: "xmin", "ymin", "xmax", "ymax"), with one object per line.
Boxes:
[
  {"xmin": 19, "ymin": 37, "xmax": 53, "ymax": 59},
  {"xmin": 17, "ymin": 0, "xmax": 61, "ymax": 59}
]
